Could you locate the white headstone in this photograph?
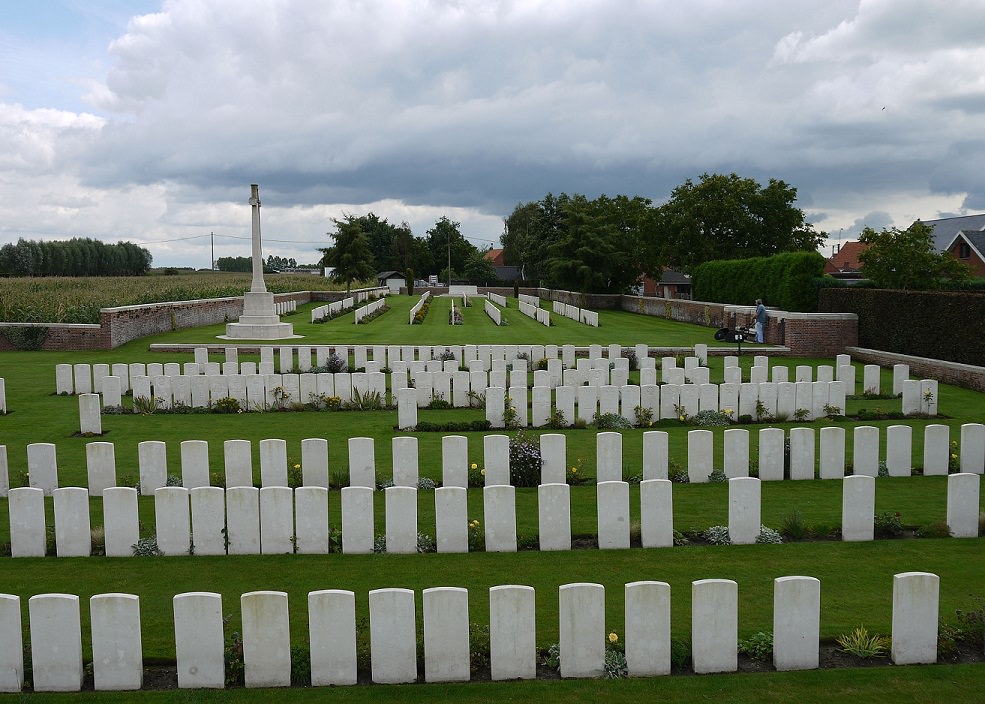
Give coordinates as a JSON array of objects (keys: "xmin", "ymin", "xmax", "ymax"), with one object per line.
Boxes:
[
  {"xmin": 0, "ymin": 594, "xmax": 23, "ymax": 691},
  {"xmin": 773, "ymin": 576, "xmax": 820, "ymax": 671},
  {"xmin": 308, "ymin": 590, "xmax": 357, "ymax": 686},
  {"xmin": 79, "ymin": 393, "xmax": 102, "ymax": 435},
  {"xmin": 226, "ymin": 486, "xmax": 260, "ymax": 555},
  {"xmin": 886, "ymin": 424, "xmax": 912, "ymax": 476},
  {"xmin": 190, "ymin": 487, "xmax": 226, "ymax": 555},
  {"xmin": 789, "ymin": 427, "xmax": 815, "ymax": 480},
  {"xmin": 625, "ymin": 581, "xmax": 671, "ymax": 676},
  {"xmin": 484, "ymin": 434, "xmax": 510, "ymax": 486},
  {"xmin": 691, "ymin": 579, "xmax": 737, "ymax": 674},
  {"xmin": 53, "ymin": 487, "xmax": 91, "ymax": 557},
  {"xmin": 842, "ymin": 475, "xmax": 874, "ymax": 541},
  {"xmin": 85, "ymin": 441, "xmax": 116, "ymax": 497},
  {"xmin": 819, "ymin": 426, "xmax": 846, "ymax": 479},
  {"xmin": 728, "ymin": 477, "xmax": 760, "ymax": 545},
  {"xmin": 348, "ymin": 437, "xmax": 376, "ymax": 488},
  {"xmin": 640, "ymin": 479, "xmax": 673, "ymax": 548},
  {"xmin": 341, "ymin": 486, "xmax": 374, "ymax": 554},
  {"xmin": 423, "ymin": 587, "xmax": 470, "ymax": 683},
  {"xmin": 29, "ymin": 594, "xmax": 83, "ymax": 692},
  {"xmin": 536, "ymin": 482, "xmax": 571, "ymax": 551},
  {"xmin": 891, "ymin": 572, "xmax": 939, "ymax": 665},
  {"xmin": 489, "ymin": 585, "xmax": 536, "ymax": 680},
  {"xmin": 180, "ymin": 440, "xmax": 210, "ymax": 488},
  {"xmin": 723, "ymin": 428, "xmax": 749, "ymax": 478},
  {"xmin": 102, "ymin": 487, "xmax": 139, "ymax": 557},
  {"xmin": 559, "ymin": 583, "xmax": 605, "ymax": 678},
  {"xmin": 155, "ymin": 487, "xmax": 190, "ymax": 555},
  {"xmin": 241, "ymin": 591, "xmax": 291, "ymax": 687},
  {"xmin": 385, "ymin": 486, "xmax": 418, "ymax": 554},
  {"xmin": 90, "ymin": 593, "xmax": 143, "ymax": 690},
  {"xmin": 853, "ymin": 426, "xmax": 880, "ymax": 477},
  {"xmin": 260, "ymin": 486, "xmax": 294, "ymax": 554},
  {"xmin": 687, "ymin": 429, "xmax": 713, "ymax": 483},
  {"xmin": 139, "ymin": 441, "xmax": 168, "ymax": 494},
  {"xmin": 435, "ymin": 486, "xmax": 468, "ymax": 553},
  {"xmin": 483, "ymin": 485, "xmax": 517, "ymax": 552},
  {"xmin": 173, "ymin": 592, "xmax": 225, "ymax": 689},
  {"xmin": 597, "ymin": 481, "xmax": 630, "ymax": 549},
  {"xmin": 369, "ymin": 588, "xmax": 417, "ymax": 683}
]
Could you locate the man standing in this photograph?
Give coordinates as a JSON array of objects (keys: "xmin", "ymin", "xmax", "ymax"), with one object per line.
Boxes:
[{"xmin": 755, "ymin": 299, "xmax": 766, "ymax": 343}]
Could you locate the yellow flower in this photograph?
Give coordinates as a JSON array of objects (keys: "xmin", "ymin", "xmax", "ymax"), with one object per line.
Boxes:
[
  {"xmin": 608, "ymin": 632, "xmax": 618, "ymax": 643},
  {"xmin": 571, "ymin": 467, "xmax": 577, "ymax": 473},
  {"xmin": 293, "ymin": 463, "xmax": 301, "ymax": 469},
  {"xmin": 951, "ymin": 453, "xmax": 958, "ymax": 459},
  {"xmin": 480, "ymin": 468, "xmax": 485, "ymax": 475},
  {"xmin": 679, "ymin": 415, "xmax": 685, "ymax": 422},
  {"xmin": 471, "ymin": 463, "xmax": 478, "ymax": 469}
]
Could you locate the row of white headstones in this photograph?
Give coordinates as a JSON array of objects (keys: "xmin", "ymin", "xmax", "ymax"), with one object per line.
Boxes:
[{"xmin": 0, "ymin": 571, "xmax": 944, "ymax": 692}]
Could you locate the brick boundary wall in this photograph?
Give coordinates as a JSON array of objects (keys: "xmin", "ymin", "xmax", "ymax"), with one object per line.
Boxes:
[
  {"xmin": 0, "ymin": 286, "xmax": 857, "ymax": 357},
  {"xmin": 0, "ymin": 288, "xmax": 387, "ymax": 351},
  {"xmin": 847, "ymin": 347, "xmax": 985, "ymax": 393}
]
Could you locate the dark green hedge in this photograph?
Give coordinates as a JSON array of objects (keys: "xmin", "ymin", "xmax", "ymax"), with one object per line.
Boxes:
[
  {"xmin": 819, "ymin": 288, "xmax": 985, "ymax": 366},
  {"xmin": 691, "ymin": 251, "xmax": 826, "ymax": 312}
]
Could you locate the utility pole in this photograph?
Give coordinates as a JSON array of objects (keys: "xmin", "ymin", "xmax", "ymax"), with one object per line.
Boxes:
[
  {"xmin": 447, "ymin": 236, "xmax": 452, "ymax": 288},
  {"xmin": 210, "ymin": 232, "xmax": 215, "ymax": 270}
]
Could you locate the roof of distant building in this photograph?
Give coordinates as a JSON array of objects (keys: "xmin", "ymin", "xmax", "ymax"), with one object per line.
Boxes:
[
  {"xmin": 921, "ymin": 214, "xmax": 985, "ymax": 251},
  {"xmin": 824, "ymin": 240, "xmax": 869, "ymax": 275}
]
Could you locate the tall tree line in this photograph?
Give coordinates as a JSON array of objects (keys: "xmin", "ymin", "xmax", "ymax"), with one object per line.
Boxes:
[
  {"xmin": 0, "ymin": 237, "xmax": 153, "ymax": 277},
  {"xmin": 321, "ymin": 213, "xmax": 497, "ymax": 285},
  {"xmin": 502, "ymin": 172, "xmax": 824, "ymax": 294}
]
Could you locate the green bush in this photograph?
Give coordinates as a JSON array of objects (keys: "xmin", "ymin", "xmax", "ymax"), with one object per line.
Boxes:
[{"xmin": 692, "ymin": 250, "xmax": 826, "ymax": 312}]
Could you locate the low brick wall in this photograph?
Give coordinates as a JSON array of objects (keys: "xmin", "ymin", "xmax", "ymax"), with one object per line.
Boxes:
[
  {"xmin": 847, "ymin": 347, "xmax": 985, "ymax": 393},
  {"xmin": 0, "ymin": 323, "xmax": 108, "ymax": 352}
]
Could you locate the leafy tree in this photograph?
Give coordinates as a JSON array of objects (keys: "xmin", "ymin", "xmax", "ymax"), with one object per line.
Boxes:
[
  {"xmin": 547, "ymin": 194, "xmax": 646, "ymax": 294},
  {"xmin": 502, "ymin": 193, "xmax": 571, "ymax": 283},
  {"xmin": 858, "ymin": 221, "xmax": 972, "ymax": 290},
  {"xmin": 426, "ymin": 216, "xmax": 479, "ymax": 280},
  {"xmin": 461, "ymin": 250, "xmax": 498, "ymax": 285},
  {"xmin": 319, "ymin": 215, "xmax": 377, "ymax": 294},
  {"xmin": 646, "ymin": 172, "xmax": 823, "ymax": 274}
]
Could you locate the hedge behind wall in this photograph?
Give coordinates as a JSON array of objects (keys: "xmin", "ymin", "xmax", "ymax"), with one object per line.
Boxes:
[{"xmin": 691, "ymin": 251, "xmax": 826, "ymax": 313}]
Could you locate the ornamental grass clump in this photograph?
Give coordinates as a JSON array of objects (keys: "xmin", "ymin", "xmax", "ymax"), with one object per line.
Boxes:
[{"xmin": 836, "ymin": 625, "xmax": 890, "ymax": 658}]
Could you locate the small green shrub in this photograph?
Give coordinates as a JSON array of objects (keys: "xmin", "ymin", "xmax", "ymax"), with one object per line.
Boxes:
[
  {"xmin": 703, "ymin": 525, "xmax": 731, "ymax": 545},
  {"xmin": 509, "ymin": 431, "xmax": 543, "ymax": 487},
  {"xmin": 738, "ymin": 631, "xmax": 773, "ymax": 662},
  {"xmin": 873, "ymin": 511, "xmax": 904, "ymax": 538},
  {"xmin": 131, "ymin": 536, "xmax": 163, "ymax": 557},
  {"xmin": 592, "ymin": 412, "xmax": 632, "ymax": 429},
  {"xmin": 779, "ymin": 510, "xmax": 809, "ymax": 540},
  {"xmin": 756, "ymin": 525, "xmax": 783, "ymax": 544}
]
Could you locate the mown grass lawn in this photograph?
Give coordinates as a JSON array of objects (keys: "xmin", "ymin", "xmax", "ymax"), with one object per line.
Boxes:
[{"xmin": 0, "ymin": 292, "xmax": 983, "ymax": 702}]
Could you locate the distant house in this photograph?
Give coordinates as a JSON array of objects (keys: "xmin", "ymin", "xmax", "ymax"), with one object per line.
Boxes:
[
  {"xmin": 376, "ymin": 270, "xmax": 406, "ymax": 293},
  {"xmin": 824, "ymin": 241, "xmax": 870, "ymax": 280},
  {"xmin": 638, "ymin": 268, "xmax": 691, "ymax": 298},
  {"xmin": 483, "ymin": 248, "xmax": 519, "ymax": 282},
  {"xmin": 922, "ymin": 214, "xmax": 985, "ymax": 277}
]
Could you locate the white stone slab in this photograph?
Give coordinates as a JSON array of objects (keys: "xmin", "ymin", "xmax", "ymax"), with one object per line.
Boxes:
[
  {"xmin": 369, "ymin": 588, "xmax": 417, "ymax": 683},
  {"xmin": 597, "ymin": 481, "xmax": 630, "ymax": 549},
  {"xmin": 625, "ymin": 581, "xmax": 671, "ymax": 676},
  {"xmin": 723, "ymin": 428, "xmax": 749, "ymax": 478},
  {"xmin": 90, "ymin": 593, "xmax": 143, "ymax": 690},
  {"xmin": 423, "ymin": 587, "xmax": 470, "ymax": 683},
  {"xmin": 484, "ymin": 434, "xmax": 510, "ymax": 486},
  {"xmin": 947, "ymin": 473, "xmax": 980, "ymax": 538},
  {"xmin": 0, "ymin": 594, "xmax": 23, "ymax": 691},
  {"xmin": 103, "ymin": 487, "xmax": 139, "ymax": 557},
  {"xmin": 260, "ymin": 487, "xmax": 294, "ymax": 554},
  {"xmin": 640, "ymin": 479, "xmax": 674, "ymax": 548},
  {"xmin": 789, "ymin": 427, "xmax": 815, "ymax": 480},
  {"xmin": 687, "ymin": 429, "xmax": 713, "ymax": 483},
  {"xmin": 190, "ymin": 487, "xmax": 226, "ymax": 555},
  {"xmin": 139, "ymin": 440, "xmax": 167, "ymax": 493},
  {"xmin": 728, "ymin": 477, "xmax": 760, "ymax": 545},
  {"xmin": 348, "ymin": 437, "xmax": 376, "ymax": 488},
  {"xmin": 642, "ymin": 430, "xmax": 668, "ymax": 481},
  {"xmin": 29, "ymin": 594, "xmax": 83, "ymax": 692},
  {"xmin": 489, "ymin": 585, "xmax": 536, "ymax": 680},
  {"xmin": 309, "ymin": 590, "xmax": 357, "ymax": 686},
  {"xmin": 559, "ymin": 583, "xmax": 605, "ymax": 678},
  {"xmin": 483, "ymin": 485, "xmax": 517, "ymax": 551},
  {"xmin": 596, "ymin": 431, "xmax": 622, "ymax": 483},
  {"xmin": 853, "ymin": 426, "xmax": 880, "ymax": 477},
  {"xmin": 155, "ymin": 487, "xmax": 190, "ymax": 556},
  {"xmin": 85, "ymin": 441, "xmax": 116, "ymax": 497},
  {"xmin": 53, "ymin": 487, "xmax": 91, "ymax": 557},
  {"xmin": 173, "ymin": 592, "xmax": 225, "ymax": 689},
  {"xmin": 886, "ymin": 425, "xmax": 912, "ymax": 476},
  {"xmin": 180, "ymin": 440, "xmax": 210, "ymax": 488},
  {"xmin": 79, "ymin": 393, "xmax": 102, "ymax": 435},
  {"xmin": 241, "ymin": 591, "xmax": 291, "ymax": 687},
  {"xmin": 226, "ymin": 486, "xmax": 260, "ymax": 555},
  {"xmin": 341, "ymin": 486, "xmax": 374, "ymax": 554},
  {"xmin": 891, "ymin": 572, "xmax": 939, "ymax": 665},
  {"xmin": 842, "ymin": 475, "xmax": 874, "ymax": 541},
  {"xmin": 960, "ymin": 423, "xmax": 985, "ymax": 474},
  {"xmin": 773, "ymin": 576, "xmax": 820, "ymax": 671},
  {"xmin": 691, "ymin": 579, "xmax": 737, "ymax": 674},
  {"xmin": 819, "ymin": 426, "xmax": 846, "ymax": 479}
]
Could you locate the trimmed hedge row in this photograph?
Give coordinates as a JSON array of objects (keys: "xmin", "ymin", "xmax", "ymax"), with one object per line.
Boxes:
[
  {"xmin": 819, "ymin": 288, "xmax": 985, "ymax": 366},
  {"xmin": 691, "ymin": 251, "xmax": 825, "ymax": 312}
]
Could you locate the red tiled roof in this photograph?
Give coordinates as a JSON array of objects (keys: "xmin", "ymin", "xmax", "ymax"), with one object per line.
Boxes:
[{"xmin": 824, "ymin": 241, "xmax": 869, "ymax": 274}]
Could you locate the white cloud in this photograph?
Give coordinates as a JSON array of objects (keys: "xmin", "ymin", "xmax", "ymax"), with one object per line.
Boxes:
[{"xmin": 1, "ymin": 0, "xmax": 985, "ymax": 267}]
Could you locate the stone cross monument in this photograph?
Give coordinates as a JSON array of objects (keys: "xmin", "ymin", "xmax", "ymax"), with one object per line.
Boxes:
[{"xmin": 223, "ymin": 184, "xmax": 296, "ymax": 339}]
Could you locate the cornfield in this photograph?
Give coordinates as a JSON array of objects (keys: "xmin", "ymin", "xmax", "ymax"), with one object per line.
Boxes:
[{"xmin": 0, "ymin": 272, "xmax": 357, "ymax": 324}]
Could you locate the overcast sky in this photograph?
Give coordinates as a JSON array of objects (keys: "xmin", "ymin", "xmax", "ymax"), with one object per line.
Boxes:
[{"xmin": 2, "ymin": 0, "xmax": 984, "ymax": 270}]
